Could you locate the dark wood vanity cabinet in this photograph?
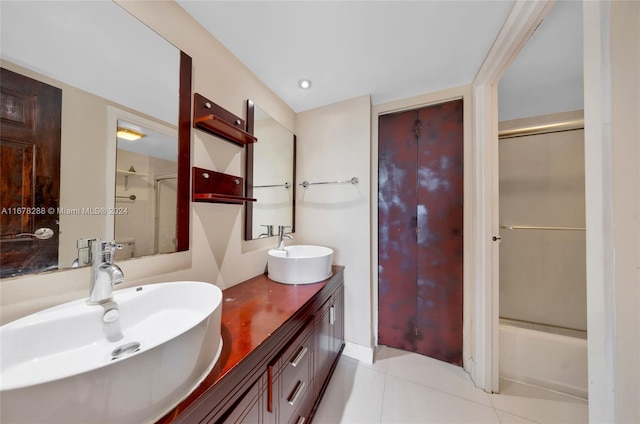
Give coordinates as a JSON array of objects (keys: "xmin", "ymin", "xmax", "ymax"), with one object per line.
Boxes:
[
  {"xmin": 222, "ymin": 377, "xmax": 265, "ymax": 424},
  {"xmin": 269, "ymin": 322, "xmax": 314, "ymax": 424},
  {"xmin": 160, "ymin": 268, "xmax": 344, "ymax": 424},
  {"xmin": 314, "ymin": 287, "xmax": 344, "ymax": 402},
  {"xmin": 253, "ymin": 285, "xmax": 344, "ymax": 424}
]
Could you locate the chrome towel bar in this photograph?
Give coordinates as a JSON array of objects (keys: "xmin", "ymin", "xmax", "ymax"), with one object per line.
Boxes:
[
  {"xmin": 299, "ymin": 177, "xmax": 359, "ymax": 188},
  {"xmin": 254, "ymin": 182, "xmax": 291, "ymax": 189},
  {"xmin": 501, "ymin": 225, "xmax": 585, "ymax": 231}
]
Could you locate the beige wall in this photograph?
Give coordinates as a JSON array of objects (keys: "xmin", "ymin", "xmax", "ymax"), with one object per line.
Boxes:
[
  {"xmin": 296, "ymin": 95, "xmax": 373, "ymax": 355},
  {"xmin": 609, "ymin": 1, "xmax": 639, "ymax": 421}
]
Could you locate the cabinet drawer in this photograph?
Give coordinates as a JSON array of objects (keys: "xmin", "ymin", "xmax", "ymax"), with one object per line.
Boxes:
[
  {"xmin": 278, "ymin": 332, "xmax": 312, "ymax": 424},
  {"xmin": 277, "ymin": 319, "xmax": 314, "ymax": 372},
  {"xmin": 287, "ymin": 390, "xmax": 312, "ymax": 424}
]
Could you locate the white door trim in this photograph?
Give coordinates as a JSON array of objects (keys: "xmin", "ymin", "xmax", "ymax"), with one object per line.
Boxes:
[{"xmin": 469, "ymin": 0, "xmax": 554, "ymax": 392}]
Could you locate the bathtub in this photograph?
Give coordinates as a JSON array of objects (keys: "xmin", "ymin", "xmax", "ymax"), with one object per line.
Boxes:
[{"xmin": 499, "ymin": 318, "xmax": 588, "ymax": 399}]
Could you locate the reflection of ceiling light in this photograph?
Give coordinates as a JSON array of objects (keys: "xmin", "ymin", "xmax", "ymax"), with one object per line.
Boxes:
[
  {"xmin": 298, "ymin": 79, "xmax": 312, "ymax": 90},
  {"xmin": 117, "ymin": 128, "xmax": 145, "ymax": 141}
]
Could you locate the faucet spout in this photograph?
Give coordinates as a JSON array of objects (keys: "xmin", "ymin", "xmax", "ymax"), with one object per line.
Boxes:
[
  {"xmin": 277, "ymin": 225, "xmax": 293, "ymax": 250},
  {"xmin": 87, "ymin": 240, "xmax": 124, "ymax": 305}
]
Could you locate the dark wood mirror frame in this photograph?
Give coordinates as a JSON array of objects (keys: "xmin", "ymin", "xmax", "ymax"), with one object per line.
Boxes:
[
  {"xmin": 176, "ymin": 51, "xmax": 192, "ymax": 251},
  {"xmin": 244, "ymin": 99, "xmax": 296, "ymax": 241}
]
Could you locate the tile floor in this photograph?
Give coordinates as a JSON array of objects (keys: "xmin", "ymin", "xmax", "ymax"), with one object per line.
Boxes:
[{"xmin": 313, "ymin": 346, "xmax": 588, "ymax": 424}]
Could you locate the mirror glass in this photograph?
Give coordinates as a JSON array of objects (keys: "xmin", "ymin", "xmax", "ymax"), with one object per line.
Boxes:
[
  {"xmin": 114, "ymin": 118, "xmax": 178, "ymax": 261},
  {"xmin": 245, "ymin": 103, "xmax": 296, "ymax": 240},
  {"xmin": 0, "ymin": 1, "xmax": 187, "ymax": 277}
]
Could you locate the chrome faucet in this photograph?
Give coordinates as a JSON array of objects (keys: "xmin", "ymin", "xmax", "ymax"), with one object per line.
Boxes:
[
  {"xmin": 87, "ymin": 240, "xmax": 124, "ymax": 305},
  {"xmin": 258, "ymin": 224, "xmax": 275, "ymax": 238},
  {"xmin": 277, "ymin": 225, "xmax": 293, "ymax": 250}
]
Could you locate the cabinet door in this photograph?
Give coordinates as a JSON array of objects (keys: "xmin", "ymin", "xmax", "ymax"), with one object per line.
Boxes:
[
  {"xmin": 314, "ymin": 299, "xmax": 333, "ymax": 399},
  {"xmin": 331, "ymin": 287, "xmax": 345, "ymax": 354},
  {"xmin": 220, "ymin": 378, "xmax": 262, "ymax": 424}
]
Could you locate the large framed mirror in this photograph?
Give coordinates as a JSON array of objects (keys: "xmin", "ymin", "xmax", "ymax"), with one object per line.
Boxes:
[
  {"xmin": 0, "ymin": 2, "xmax": 191, "ymax": 278},
  {"xmin": 245, "ymin": 100, "xmax": 296, "ymax": 240}
]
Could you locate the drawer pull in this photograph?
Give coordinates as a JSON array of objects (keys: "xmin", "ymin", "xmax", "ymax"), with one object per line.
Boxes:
[
  {"xmin": 290, "ymin": 346, "xmax": 308, "ymax": 367},
  {"xmin": 296, "ymin": 417, "xmax": 306, "ymax": 424},
  {"xmin": 287, "ymin": 380, "xmax": 306, "ymax": 406}
]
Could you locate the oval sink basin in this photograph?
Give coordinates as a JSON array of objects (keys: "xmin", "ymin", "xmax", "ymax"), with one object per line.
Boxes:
[
  {"xmin": 1, "ymin": 281, "xmax": 223, "ymax": 424},
  {"xmin": 268, "ymin": 245, "xmax": 333, "ymax": 284}
]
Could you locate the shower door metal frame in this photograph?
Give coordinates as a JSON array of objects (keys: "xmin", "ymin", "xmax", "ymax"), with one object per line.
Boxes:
[{"xmin": 154, "ymin": 174, "xmax": 178, "ymax": 254}]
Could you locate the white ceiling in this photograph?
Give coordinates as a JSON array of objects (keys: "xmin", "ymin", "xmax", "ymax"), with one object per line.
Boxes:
[
  {"xmin": 1, "ymin": 1, "xmax": 583, "ymax": 127},
  {"xmin": 498, "ymin": 0, "xmax": 583, "ymax": 121},
  {"xmin": 177, "ymin": 1, "xmax": 514, "ymax": 113},
  {"xmin": 177, "ymin": 1, "xmax": 583, "ymax": 118}
]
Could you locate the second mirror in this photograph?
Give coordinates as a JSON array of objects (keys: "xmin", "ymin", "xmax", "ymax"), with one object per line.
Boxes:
[{"xmin": 245, "ymin": 100, "xmax": 296, "ymax": 240}]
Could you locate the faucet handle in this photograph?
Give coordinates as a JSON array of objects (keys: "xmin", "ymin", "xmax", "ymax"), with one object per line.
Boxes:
[
  {"xmin": 94, "ymin": 240, "xmax": 123, "ymax": 263},
  {"xmin": 261, "ymin": 225, "xmax": 274, "ymax": 236},
  {"xmin": 278, "ymin": 225, "xmax": 292, "ymax": 235}
]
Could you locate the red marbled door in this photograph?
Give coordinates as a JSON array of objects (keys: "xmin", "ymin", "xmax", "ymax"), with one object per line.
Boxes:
[{"xmin": 378, "ymin": 99, "xmax": 463, "ymax": 365}]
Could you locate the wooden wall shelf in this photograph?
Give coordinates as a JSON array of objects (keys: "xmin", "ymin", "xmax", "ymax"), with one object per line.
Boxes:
[
  {"xmin": 192, "ymin": 167, "xmax": 256, "ymax": 204},
  {"xmin": 193, "ymin": 93, "xmax": 257, "ymax": 146}
]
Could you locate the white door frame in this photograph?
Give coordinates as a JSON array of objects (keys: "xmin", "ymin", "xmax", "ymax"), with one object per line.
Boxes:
[{"xmin": 469, "ymin": 0, "xmax": 554, "ymax": 392}]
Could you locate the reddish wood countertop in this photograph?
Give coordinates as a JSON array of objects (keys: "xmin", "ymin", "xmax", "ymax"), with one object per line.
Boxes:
[{"xmin": 158, "ymin": 266, "xmax": 344, "ymax": 423}]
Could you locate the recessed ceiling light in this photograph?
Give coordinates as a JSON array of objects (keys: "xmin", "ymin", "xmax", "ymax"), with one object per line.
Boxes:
[
  {"xmin": 298, "ymin": 79, "xmax": 312, "ymax": 90},
  {"xmin": 117, "ymin": 128, "xmax": 145, "ymax": 141}
]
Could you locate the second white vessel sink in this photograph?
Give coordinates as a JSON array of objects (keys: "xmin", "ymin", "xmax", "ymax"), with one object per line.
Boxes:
[
  {"xmin": 1, "ymin": 281, "xmax": 223, "ymax": 424},
  {"xmin": 268, "ymin": 245, "xmax": 333, "ymax": 284}
]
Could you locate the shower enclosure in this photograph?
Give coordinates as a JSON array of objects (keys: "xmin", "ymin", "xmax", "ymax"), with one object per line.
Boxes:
[
  {"xmin": 498, "ymin": 111, "xmax": 587, "ymax": 398},
  {"xmin": 154, "ymin": 174, "xmax": 177, "ymax": 254}
]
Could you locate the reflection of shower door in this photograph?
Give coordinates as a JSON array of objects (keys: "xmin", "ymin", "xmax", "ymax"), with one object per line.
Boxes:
[{"xmin": 154, "ymin": 175, "xmax": 177, "ymax": 254}]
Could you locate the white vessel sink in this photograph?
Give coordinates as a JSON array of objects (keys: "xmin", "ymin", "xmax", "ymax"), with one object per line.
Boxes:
[
  {"xmin": 0, "ymin": 281, "xmax": 223, "ymax": 424},
  {"xmin": 268, "ymin": 245, "xmax": 333, "ymax": 284}
]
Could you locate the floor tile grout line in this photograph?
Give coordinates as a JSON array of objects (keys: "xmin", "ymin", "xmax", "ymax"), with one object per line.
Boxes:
[
  {"xmin": 377, "ymin": 368, "xmax": 387, "ymax": 423},
  {"xmin": 347, "ymin": 349, "xmax": 585, "ymax": 424},
  {"xmin": 383, "ymin": 372, "xmax": 498, "ymax": 411},
  {"xmin": 378, "ymin": 348, "xmax": 586, "ymax": 423},
  {"xmin": 374, "ymin": 348, "xmax": 500, "ymax": 410},
  {"xmin": 492, "ymin": 403, "xmax": 504, "ymax": 424},
  {"xmin": 499, "ymin": 377, "xmax": 589, "ymax": 403},
  {"xmin": 494, "ymin": 407, "xmax": 544, "ymax": 424}
]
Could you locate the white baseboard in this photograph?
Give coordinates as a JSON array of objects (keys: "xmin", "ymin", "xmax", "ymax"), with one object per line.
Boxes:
[{"xmin": 342, "ymin": 341, "xmax": 375, "ymax": 364}]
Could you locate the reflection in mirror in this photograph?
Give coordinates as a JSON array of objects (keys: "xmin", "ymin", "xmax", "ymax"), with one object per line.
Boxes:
[
  {"xmin": 114, "ymin": 119, "xmax": 178, "ymax": 261},
  {"xmin": 0, "ymin": 1, "xmax": 190, "ymax": 278},
  {"xmin": 245, "ymin": 101, "xmax": 296, "ymax": 240}
]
